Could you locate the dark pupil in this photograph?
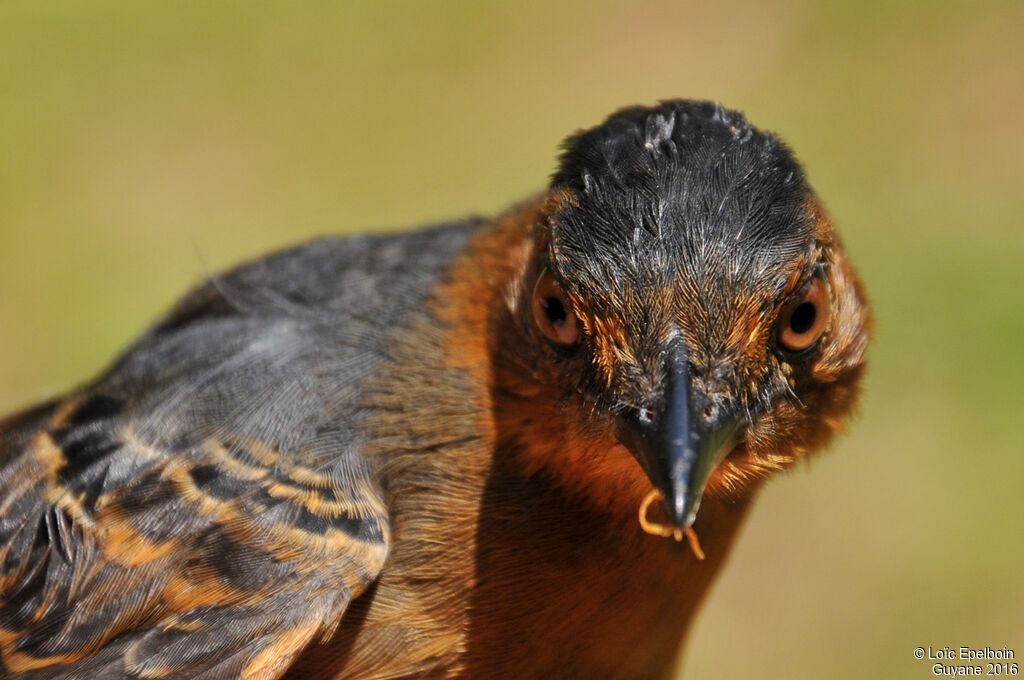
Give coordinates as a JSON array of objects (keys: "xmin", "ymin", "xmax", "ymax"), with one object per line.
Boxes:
[
  {"xmin": 543, "ymin": 297, "xmax": 567, "ymax": 326},
  {"xmin": 789, "ymin": 302, "xmax": 817, "ymax": 335}
]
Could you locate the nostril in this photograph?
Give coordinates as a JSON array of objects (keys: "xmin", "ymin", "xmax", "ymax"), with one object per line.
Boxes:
[
  {"xmin": 639, "ymin": 407, "xmax": 655, "ymax": 424},
  {"xmin": 702, "ymin": 404, "xmax": 714, "ymax": 420}
]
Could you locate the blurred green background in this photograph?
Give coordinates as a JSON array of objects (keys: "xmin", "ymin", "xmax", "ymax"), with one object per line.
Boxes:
[{"xmin": 1, "ymin": 1, "xmax": 1021, "ymax": 677}]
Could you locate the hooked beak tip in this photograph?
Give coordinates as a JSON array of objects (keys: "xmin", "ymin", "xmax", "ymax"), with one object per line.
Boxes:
[{"xmin": 662, "ymin": 482, "xmax": 699, "ymax": 530}]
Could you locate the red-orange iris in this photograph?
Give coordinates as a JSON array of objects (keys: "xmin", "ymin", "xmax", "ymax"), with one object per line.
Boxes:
[{"xmin": 532, "ymin": 271, "xmax": 581, "ymax": 347}]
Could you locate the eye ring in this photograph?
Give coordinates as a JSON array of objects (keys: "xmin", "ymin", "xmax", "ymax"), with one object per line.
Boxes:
[
  {"xmin": 532, "ymin": 270, "xmax": 581, "ymax": 348},
  {"xmin": 777, "ymin": 275, "xmax": 830, "ymax": 356}
]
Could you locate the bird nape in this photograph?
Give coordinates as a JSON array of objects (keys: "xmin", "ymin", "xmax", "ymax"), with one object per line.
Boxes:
[{"xmin": 0, "ymin": 100, "xmax": 870, "ymax": 679}]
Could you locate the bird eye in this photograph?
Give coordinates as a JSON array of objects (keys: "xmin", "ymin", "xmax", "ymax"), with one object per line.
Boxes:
[
  {"xmin": 777, "ymin": 276, "xmax": 830, "ymax": 354},
  {"xmin": 532, "ymin": 271, "xmax": 581, "ymax": 347}
]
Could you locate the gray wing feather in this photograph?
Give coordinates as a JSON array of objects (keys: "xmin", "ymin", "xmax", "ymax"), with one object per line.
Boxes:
[{"xmin": 0, "ymin": 219, "xmax": 477, "ymax": 678}]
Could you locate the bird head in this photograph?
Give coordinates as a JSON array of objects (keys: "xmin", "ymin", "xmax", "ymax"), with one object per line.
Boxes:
[{"xmin": 497, "ymin": 100, "xmax": 870, "ymax": 531}]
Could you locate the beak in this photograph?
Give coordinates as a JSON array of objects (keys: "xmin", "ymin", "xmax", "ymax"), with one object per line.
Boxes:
[{"xmin": 616, "ymin": 337, "xmax": 742, "ymax": 529}]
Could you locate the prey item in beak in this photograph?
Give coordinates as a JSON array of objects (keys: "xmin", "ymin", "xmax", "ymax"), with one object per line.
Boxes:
[
  {"xmin": 616, "ymin": 337, "xmax": 742, "ymax": 531},
  {"xmin": 638, "ymin": 489, "xmax": 706, "ymax": 559}
]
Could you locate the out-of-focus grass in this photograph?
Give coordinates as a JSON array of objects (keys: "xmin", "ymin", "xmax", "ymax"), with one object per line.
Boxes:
[{"xmin": 1, "ymin": 2, "xmax": 1021, "ymax": 678}]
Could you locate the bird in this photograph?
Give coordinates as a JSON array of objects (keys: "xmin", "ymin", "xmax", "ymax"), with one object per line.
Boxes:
[{"xmin": 0, "ymin": 99, "xmax": 870, "ymax": 679}]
